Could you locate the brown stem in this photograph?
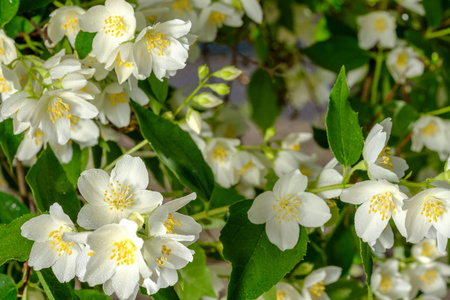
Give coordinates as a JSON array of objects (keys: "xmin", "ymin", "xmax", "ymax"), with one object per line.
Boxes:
[
  {"xmin": 27, "ymin": 17, "xmax": 51, "ymax": 47},
  {"xmin": 18, "ymin": 262, "xmax": 31, "ymax": 298},
  {"xmin": 16, "ymin": 161, "xmax": 35, "ymax": 213},
  {"xmin": 395, "ymin": 131, "xmax": 412, "ymax": 156}
]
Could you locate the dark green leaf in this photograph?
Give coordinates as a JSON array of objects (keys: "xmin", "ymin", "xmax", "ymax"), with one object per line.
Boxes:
[
  {"xmin": 145, "ymin": 286, "xmax": 180, "ymax": 300},
  {"xmin": 303, "ymin": 36, "xmax": 370, "ymax": 73},
  {"xmin": 131, "ymin": 101, "xmax": 214, "ymax": 202},
  {"xmin": 61, "ymin": 144, "xmax": 81, "ymax": 188},
  {"xmin": 209, "ymin": 184, "xmax": 245, "ymax": 210},
  {"xmin": 0, "ymin": 191, "xmax": 29, "ymax": 224},
  {"xmin": 0, "ymin": 0, "xmax": 19, "ymax": 27},
  {"xmin": 18, "ymin": 0, "xmax": 52, "ymax": 12},
  {"xmin": 0, "ymin": 274, "xmax": 16, "ymax": 300},
  {"xmin": 326, "ymin": 221, "xmax": 354, "ymax": 276},
  {"xmin": 312, "ymin": 127, "xmax": 329, "ymax": 149},
  {"xmin": 248, "ymin": 69, "xmax": 282, "ymax": 131},
  {"xmin": 143, "ymin": 157, "xmax": 165, "ymax": 187},
  {"xmin": 37, "ymin": 269, "xmax": 78, "ymax": 300},
  {"xmin": 149, "ymin": 73, "xmax": 169, "ymax": 103},
  {"xmin": 26, "ymin": 147, "xmax": 80, "ymax": 222},
  {"xmin": 404, "ymin": 30, "xmax": 432, "ymax": 58},
  {"xmin": 326, "ymin": 278, "xmax": 367, "ymax": 300},
  {"xmin": 360, "ymin": 239, "xmax": 373, "ymax": 300},
  {"xmin": 278, "ymin": 0, "xmax": 294, "ymax": 31},
  {"xmin": 326, "ymin": 66, "xmax": 363, "ymax": 166},
  {"xmin": 176, "ymin": 243, "xmax": 215, "ymax": 300},
  {"xmin": 0, "ymin": 213, "xmax": 34, "ymax": 266},
  {"xmin": 105, "ymin": 141, "xmax": 123, "ymax": 166},
  {"xmin": 325, "ymin": 16, "xmax": 356, "ymax": 37},
  {"xmin": 423, "ymin": 0, "xmax": 442, "ymax": 28},
  {"xmin": 75, "ymin": 290, "xmax": 111, "ymax": 300},
  {"xmin": 75, "ymin": 31, "xmax": 96, "ymax": 60},
  {"xmin": 0, "ymin": 119, "xmax": 23, "ymax": 169},
  {"xmin": 220, "ymin": 200, "xmax": 308, "ymax": 300}
]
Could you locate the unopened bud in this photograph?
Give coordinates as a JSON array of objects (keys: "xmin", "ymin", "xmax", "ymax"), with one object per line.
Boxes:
[
  {"xmin": 128, "ymin": 212, "xmax": 145, "ymax": 229},
  {"xmin": 212, "ymin": 66, "xmax": 242, "ymax": 81},
  {"xmin": 206, "ymin": 83, "xmax": 230, "ymax": 95},
  {"xmin": 193, "ymin": 92, "xmax": 223, "ymax": 108},
  {"xmin": 186, "ymin": 107, "xmax": 202, "ymax": 134},
  {"xmin": 198, "ymin": 64, "xmax": 209, "ymax": 81}
]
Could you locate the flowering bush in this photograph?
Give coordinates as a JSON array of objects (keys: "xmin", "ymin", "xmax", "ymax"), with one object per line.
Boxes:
[{"xmin": 0, "ymin": 0, "xmax": 449, "ymax": 299}]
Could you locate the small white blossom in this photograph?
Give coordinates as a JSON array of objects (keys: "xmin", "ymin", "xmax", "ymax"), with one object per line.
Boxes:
[
  {"xmin": 21, "ymin": 203, "xmax": 82, "ymax": 283},
  {"xmin": 411, "ymin": 116, "xmax": 450, "ymax": 160},
  {"xmin": 387, "ymin": 46, "xmax": 424, "ymax": 83},
  {"xmin": 197, "ymin": 2, "xmax": 243, "ymax": 42},
  {"xmin": 0, "ymin": 29, "xmax": 17, "ymax": 65},
  {"xmin": 300, "ymin": 266, "xmax": 342, "ymax": 300},
  {"xmin": 47, "ymin": 6, "xmax": 86, "ymax": 47},
  {"xmin": 357, "ymin": 11, "xmax": 397, "ymax": 49},
  {"xmin": 371, "ymin": 259, "xmax": 412, "ymax": 300},
  {"xmin": 204, "ymin": 137, "xmax": 240, "ymax": 188},
  {"xmin": 233, "ymin": 151, "xmax": 266, "ymax": 187},
  {"xmin": 248, "ymin": 170, "xmax": 331, "ymax": 250},
  {"xmin": 77, "ymin": 155, "xmax": 163, "ymax": 229}
]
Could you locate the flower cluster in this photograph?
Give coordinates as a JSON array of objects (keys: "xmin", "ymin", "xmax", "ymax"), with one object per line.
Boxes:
[{"xmin": 21, "ymin": 155, "xmax": 201, "ymax": 299}]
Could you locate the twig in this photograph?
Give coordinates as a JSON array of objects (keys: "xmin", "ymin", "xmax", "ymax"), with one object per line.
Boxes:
[
  {"xmin": 395, "ymin": 131, "xmax": 412, "ymax": 156},
  {"xmin": 16, "ymin": 160, "xmax": 35, "ymax": 213},
  {"xmin": 18, "ymin": 262, "xmax": 31, "ymax": 298}
]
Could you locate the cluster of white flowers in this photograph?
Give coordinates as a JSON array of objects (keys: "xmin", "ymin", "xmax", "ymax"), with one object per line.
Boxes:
[
  {"xmin": 411, "ymin": 115, "xmax": 450, "ymax": 160},
  {"xmin": 372, "ymin": 240, "xmax": 450, "ymax": 299},
  {"xmin": 21, "ymin": 155, "xmax": 202, "ymax": 299}
]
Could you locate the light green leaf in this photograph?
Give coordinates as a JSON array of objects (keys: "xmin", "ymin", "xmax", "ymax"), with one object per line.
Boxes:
[
  {"xmin": 75, "ymin": 30, "xmax": 96, "ymax": 59},
  {"xmin": 423, "ymin": 0, "xmax": 442, "ymax": 29},
  {"xmin": 248, "ymin": 69, "xmax": 282, "ymax": 131},
  {"xmin": 61, "ymin": 144, "xmax": 89, "ymax": 188},
  {"xmin": 141, "ymin": 286, "xmax": 179, "ymax": 300},
  {"xmin": 176, "ymin": 243, "xmax": 215, "ymax": 300},
  {"xmin": 326, "ymin": 278, "xmax": 367, "ymax": 300},
  {"xmin": 131, "ymin": 101, "xmax": 215, "ymax": 202},
  {"xmin": 75, "ymin": 290, "xmax": 111, "ymax": 300},
  {"xmin": 360, "ymin": 239, "xmax": 373, "ymax": 300},
  {"xmin": 220, "ymin": 200, "xmax": 308, "ymax": 300},
  {"xmin": 0, "ymin": 0, "xmax": 19, "ymax": 27},
  {"xmin": 0, "ymin": 119, "xmax": 23, "ymax": 169},
  {"xmin": 36, "ymin": 269, "xmax": 78, "ymax": 300},
  {"xmin": 303, "ymin": 36, "xmax": 370, "ymax": 73},
  {"xmin": 26, "ymin": 147, "xmax": 80, "ymax": 222},
  {"xmin": 0, "ymin": 191, "xmax": 29, "ymax": 224},
  {"xmin": 326, "ymin": 66, "xmax": 363, "ymax": 167},
  {"xmin": 0, "ymin": 213, "xmax": 34, "ymax": 266},
  {"xmin": 0, "ymin": 274, "xmax": 17, "ymax": 300}
]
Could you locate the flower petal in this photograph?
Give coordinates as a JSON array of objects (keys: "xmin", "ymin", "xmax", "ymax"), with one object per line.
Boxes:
[
  {"xmin": 355, "ymin": 201, "xmax": 389, "ymax": 242},
  {"xmin": 273, "ymin": 169, "xmax": 307, "ymax": 196},
  {"xmin": 247, "ymin": 192, "xmax": 276, "ymax": 224},
  {"xmin": 111, "ymin": 155, "xmax": 148, "ymax": 190},
  {"xmin": 78, "ymin": 169, "xmax": 111, "ymax": 204},
  {"xmin": 297, "ymin": 192, "xmax": 331, "ymax": 227},
  {"xmin": 265, "ymin": 217, "xmax": 299, "ymax": 251}
]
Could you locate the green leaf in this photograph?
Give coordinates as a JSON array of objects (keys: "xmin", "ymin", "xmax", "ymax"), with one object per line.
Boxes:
[
  {"xmin": 75, "ymin": 290, "xmax": 111, "ymax": 300},
  {"xmin": 61, "ymin": 144, "xmax": 85, "ymax": 188},
  {"xmin": 0, "ymin": 274, "xmax": 17, "ymax": 300},
  {"xmin": 0, "ymin": 191, "xmax": 29, "ymax": 224},
  {"xmin": 360, "ymin": 239, "xmax": 373, "ymax": 300},
  {"xmin": 312, "ymin": 127, "xmax": 329, "ymax": 149},
  {"xmin": 220, "ymin": 200, "xmax": 308, "ymax": 300},
  {"xmin": 404, "ymin": 30, "xmax": 432, "ymax": 58},
  {"xmin": 144, "ymin": 286, "xmax": 180, "ymax": 300},
  {"xmin": 0, "ymin": 0, "xmax": 19, "ymax": 27},
  {"xmin": 37, "ymin": 269, "xmax": 78, "ymax": 300},
  {"xmin": 278, "ymin": 0, "xmax": 294, "ymax": 31},
  {"xmin": 26, "ymin": 147, "xmax": 80, "ymax": 222},
  {"xmin": 18, "ymin": 0, "xmax": 52, "ymax": 12},
  {"xmin": 325, "ymin": 278, "xmax": 367, "ymax": 300},
  {"xmin": 248, "ymin": 69, "xmax": 282, "ymax": 131},
  {"xmin": 423, "ymin": 0, "xmax": 442, "ymax": 28},
  {"xmin": 149, "ymin": 73, "xmax": 169, "ymax": 103},
  {"xmin": 209, "ymin": 184, "xmax": 245, "ymax": 210},
  {"xmin": 143, "ymin": 157, "xmax": 165, "ymax": 187},
  {"xmin": 303, "ymin": 36, "xmax": 370, "ymax": 73},
  {"xmin": 0, "ymin": 213, "xmax": 34, "ymax": 266},
  {"xmin": 75, "ymin": 31, "xmax": 96, "ymax": 59},
  {"xmin": 326, "ymin": 66, "xmax": 363, "ymax": 167},
  {"xmin": 176, "ymin": 243, "xmax": 215, "ymax": 300},
  {"xmin": 131, "ymin": 101, "xmax": 214, "ymax": 202},
  {"xmin": 326, "ymin": 220, "xmax": 354, "ymax": 276},
  {"xmin": 0, "ymin": 119, "xmax": 23, "ymax": 169}
]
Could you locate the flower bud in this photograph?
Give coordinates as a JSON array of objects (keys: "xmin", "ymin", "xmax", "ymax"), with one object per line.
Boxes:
[
  {"xmin": 193, "ymin": 92, "xmax": 223, "ymax": 108},
  {"xmin": 186, "ymin": 107, "xmax": 202, "ymax": 134},
  {"xmin": 198, "ymin": 64, "xmax": 209, "ymax": 81},
  {"xmin": 127, "ymin": 211, "xmax": 145, "ymax": 229},
  {"xmin": 212, "ymin": 66, "xmax": 242, "ymax": 81},
  {"xmin": 206, "ymin": 83, "xmax": 230, "ymax": 95}
]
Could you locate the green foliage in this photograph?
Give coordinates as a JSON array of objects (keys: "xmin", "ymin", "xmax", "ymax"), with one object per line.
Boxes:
[
  {"xmin": 326, "ymin": 219, "xmax": 354, "ymax": 275},
  {"xmin": 248, "ymin": 69, "xmax": 283, "ymax": 131},
  {"xmin": 0, "ymin": 274, "xmax": 17, "ymax": 300},
  {"xmin": 326, "ymin": 66, "xmax": 363, "ymax": 167},
  {"xmin": 0, "ymin": 0, "xmax": 19, "ymax": 27},
  {"xmin": 0, "ymin": 213, "xmax": 34, "ymax": 266},
  {"xmin": 326, "ymin": 279, "xmax": 367, "ymax": 300},
  {"xmin": 220, "ymin": 200, "xmax": 308, "ymax": 300},
  {"xmin": 0, "ymin": 119, "xmax": 23, "ymax": 169},
  {"xmin": 176, "ymin": 243, "xmax": 216, "ymax": 300},
  {"xmin": 26, "ymin": 147, "xmax": 80, "ymax": 222},
  {"xmin": 360, "ymin": 239, "xmax": 373, "ymax": 300},
  {"xmin": 75, "ymin": 290, "xmax": 111, "ymax": 300},
  {"xmin": 303, "ymin": 36, "xmax": 370, "ymax": 73},
  {"xmin": 36, "ymin": 269, "xmax": 78, "ymax": 300},
  {"xmin": 209, "ymin": 184, "xmax": 245, "ymax": 210},
  {"xmin": 18, "ymin": 0, "xmax": 53, "ymax": 12},
  {"xmin": 423, "ymin": 0, "xmax": 443, "ymax": 28},
  {"xmin": 75, "ymin": 31, "xmax": 96, "ymax": 60},
  {"xmin": 131, "ymin": 101, "xmax": 215, "ymax": 201},
  {"xmin": 61, "ymin": 144, "xmax": 89, "ymax": 188},
  {"xmin": 148, "ymin": 286, "xmax": 180, "ymax": 300},
  {"xmin": 0, "ymin": 191, "xmax": 29, "ymax": 224},
  {"xmin": 149, "ymin": 73, "xmax": 169, "ymax": 103}
]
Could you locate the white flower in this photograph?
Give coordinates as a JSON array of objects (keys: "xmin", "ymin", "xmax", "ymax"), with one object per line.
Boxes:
[
  {"xmin": 83, "ymin": 219, "xmax": 151, "ymax": 300},
  {"xmin": 70, "ymin": 117, "xmax": 100, "ymax": 148},
  {"xmin": 409, "ymin": 262, "xmax": 450, "ymax": 298},
  {"xmin": 142, "ymin": 234, "xmax": 195, "ymax": 294},
  {"xmin": 186, "ymin": 107, "xmax": 202, "ymax": 134},
  {"xmin": 78, "ymin": 0, "xmax": 137, "ymax": 63},
  {"xmin": 21, "ymin": 203, "xmax": 81, "ymax": 283},
  {"xmin": 0, "ymin": 29, "xmax": 17, "ymax": 65},
  {"xmin": 233, "ymin": 151, "xmax": 266, "ymax": 187},
  {"xmin": 397, "ymin": 0, "xmax": 425, "ymax": 15},
  {"xmin": 81, "ymin": 55, "xmax": 109, "ymax": 81},
  {"xmin": 47, "ymin": 6, "xmax": 85, "ymax": 47},
  {"xmin": 369, "ymin": 224, "xmax": 394, "ymax": 253},
  {"xmin": 387, "ymin": 46, "xmax": 424, "ymax": 83},
  {"xmin": 30, "ymin": 89, "xmax": 98, "ymax": 145},
  {"xmin": 357, "ymin": 11, "xmax": 397, "ymax": 49},
  {"xmin": 411, "ymin": 116, "xmax": 450, "ymax": 160},
  {"xmin": 248, "ymin": 170, "xmax": 331, "ymax": 251},
  {"xmin": 147, "ymin": 193, "xmax": 202, "ymax": 245},
  {"xmin": 197, "ymin": 2, "xmax": 243, "ymax": 42},
  {"xmin": 77, "ymin": 155, "xmax": 163, "ymax": 229},
  {"xmin": 240, "ymin": 0, "xmax": 263, "ymax": 24},
  {"xmin": 204, "ymin": 137, "xmax": 240, "ymax": 188},
  {"xmin": 412, "ymin": 239, "xmax": 446, "ymax": 264},
  {"xmin": 256, "ymin": 282, "xmax": 301, "ymax": 300},
  {"xmin": 404, "ymin": 188, "xmax": 450, "ymax": 253},
  {"xmin": 273, "ymin": 132, "xmax": 314, "ymax": 177},
  {"xmin": 300, "ymin": 266, "xmax": 342, "ymax": 300},
  {"xmin": 133, "ymin": 19, "xmax": 193, "ymax": 80},
  {"xmin": 363, "ymin": 118, "xmax": 408, "ymax": 182},
  {"xmin": 340, "ymin": 180, "xmax": 408, "ymax": 244},
  {"xmin": 104, "ymin": 42, "xmax": 136, "ymax": 84},
  {"xmin": 316, "ymin": 158, "xmax": 344, "ymax": 199},
  {"xmin": 95, "ymin": 82, "xmax": 132, "ymax": 128},
  {"xmin": 371, "ymin": 259, "xmax": 412, "ymax": 300}
]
